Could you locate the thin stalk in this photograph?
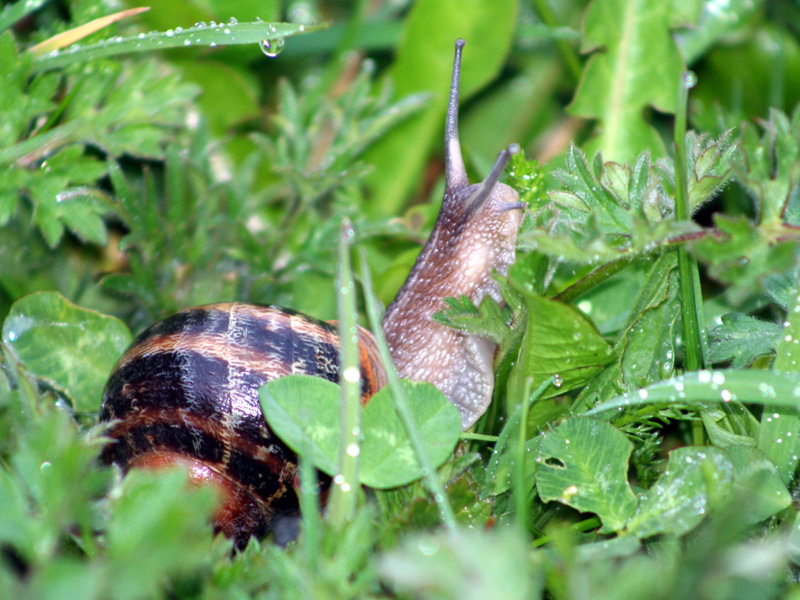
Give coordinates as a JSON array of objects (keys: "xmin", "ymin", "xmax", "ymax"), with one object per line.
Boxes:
[
  {"xmin": 673, "ymin": 71, "xmax": 708, "ymax": 446},
  {"xmin": 514, "ymin": 377, "xmax": 552, "ymax": 537},
  {"xmin": 530, "ymin": 0, "xmax": 582, "ymax": 82},
  {"xmin": 298, "ymin": 452, "xmax": 321, "ymax": 570},
  {"xmin": 673, "ymin": 71, "xmax": 708, "ymax": 373},
  {"xmin": 554, "ymin": 254, "xmax": 636, "ymax": 304},
  {"xmin": 326, "ymin": 219, "xmax": 362, "ymax": 527},
  {"xmin": 460, "ymin": 432, "xmax": 499, "ymax": 442},
  {"xmin": 358, "ymin": 250, "xmax": 457, "ymax": 530},
  {"xmin": 531, "ymin": 517, "xmax": 601, "ymax": 547}
]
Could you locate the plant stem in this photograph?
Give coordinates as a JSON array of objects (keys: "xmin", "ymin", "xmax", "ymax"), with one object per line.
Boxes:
[
  {"xmin": 298, "ymin": 453, "xmax": 321, "ymax": 570},
  {"xmin": 327, "ymin": 219, "xmax": 362, "ymax": 528},
  {"xmin": 460, "ymin": 432, "xmax": 499, "ymax": 442},
  {"xmin": 531, "ymin": 517, "xmax": 601, "ymax": 547},
  {"xmin": 514, "ymin": 377, "xmax": 552, "ymax": 537},
  {"xmin": 358, "ymin": 250, "xmax": 458, "ymax": 530},
  {"xmin": 554, "ymin": 254, "xmax": 635, "ymax": 304},
  {"xmin": 673, "ymin": 70, "xmax": 709, "ymax": 447},
  {"xmin": 673, "ymin": 71, "xmax": 708, "ymax": 374}
]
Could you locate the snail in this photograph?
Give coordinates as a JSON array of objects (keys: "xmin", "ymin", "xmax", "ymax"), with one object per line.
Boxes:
[{"xmin": 99, "ymin": 39, "xmax": 524, "ymax": 548}]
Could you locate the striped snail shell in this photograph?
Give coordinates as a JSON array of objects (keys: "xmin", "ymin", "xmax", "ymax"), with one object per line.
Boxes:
[{"xmin": 99, "ymin": 39, "xmax": 523, "ymax": 548}]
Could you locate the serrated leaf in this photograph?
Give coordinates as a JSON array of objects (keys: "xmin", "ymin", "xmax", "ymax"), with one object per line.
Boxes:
[
  {"xmin": 708, "ymin": 312, "xmax": 781, "ymax": 368},
  {"xmin": 521, "ymin": 146, "xmax": 706, "ymax": 264},
  {"xmin": 2, "ymin": 291, "xmax": 133, "ymax": 412},
  {"xmin": 569, "ymin": 0, "xmax": 687, "ymax": 162},
  {"xmin": 691, "ymin": 214, "xmax": 799, "ymax": 304},
  {"xmin": 537, "ymin": 417, "xmax": 638, "ymax": 533},
  {"xmin": 433, "ymin": 294, "xmax": 510, "ymax": 345},
  {"xmin": 625, "ymin": 446, "xmax": 734, "ymax": 538}
]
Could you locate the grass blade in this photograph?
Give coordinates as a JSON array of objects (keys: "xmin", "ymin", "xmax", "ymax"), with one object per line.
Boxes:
[
  {"xmin": 327, "ymin": 219, "xmax": 362, "ymax": 527},
  {"xmin": 32, "ymin": 20, "xmax": 326, "ymax": 72},
  {"xmin": 28, "ymin": 7, "xmax": 150, "ymax": 56},
  {"xmin": 759, "ymin": 286, "xmax": 800, "ymax": 483}
]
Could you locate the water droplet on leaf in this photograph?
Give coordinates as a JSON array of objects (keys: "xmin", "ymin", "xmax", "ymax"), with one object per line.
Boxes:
[{"xmin": 259, "ymin": 37, "xmax": 285, "ymax": 57}]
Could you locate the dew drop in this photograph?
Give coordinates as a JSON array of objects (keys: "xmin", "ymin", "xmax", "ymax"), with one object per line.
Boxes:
[
  {"xmin": 346, "ymin": 443, "xmax": 360, "ymax": 457},
  {"xmin": 166, "ymin": 29, "xmax": 175, "ymax": 37},
  {"xmin": 552, "ymin": 373, "xmax": 563, "ymax": 388},
  {"xmin": 259, "ymin": 37, "xmax": 285, "ymax": 57},
  {"xmin": 419, "ymin": 537, "xmax": 439, "ymax": 556},
  {"xmin": 343, "ymin": 366, "xmax": 360, "ymax": 383},
  {"xmin": 682, "ymin": 71, "xmax": 697, "ymax": 88},
  {"xmin": 40, "ymin": 461, "xmax": 52, "ymax": 474}
]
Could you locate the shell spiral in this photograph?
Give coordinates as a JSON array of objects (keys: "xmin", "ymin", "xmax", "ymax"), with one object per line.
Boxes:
[{"xmin": 99, "ymin": 302, "xmax": 384, "ymax": 548}]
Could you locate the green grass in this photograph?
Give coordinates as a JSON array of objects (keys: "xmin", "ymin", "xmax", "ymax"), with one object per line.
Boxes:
[{"xmin": 3, "ymin": 0, "xmax": 800, "ymax": 598}]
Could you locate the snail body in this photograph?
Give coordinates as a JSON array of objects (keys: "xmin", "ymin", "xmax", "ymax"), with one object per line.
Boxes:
[{"xmin": 99, "ymin": 40, "xmax": 523, "ymax": 548}]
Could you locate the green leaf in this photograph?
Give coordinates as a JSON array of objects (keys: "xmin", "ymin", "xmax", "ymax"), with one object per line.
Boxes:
[
  {"xmin": 536, "ymin": 417, "xmax": 638, "ymax": 533},
  {"xmin": 737, "ymin": 107, "xmax": 800, "ymax": 226},
  {"xmin": 105, "ymin": 469, "xmax": 219, "ymax": 600},
  {"xmin": 380, "ymin": 528, "xmax": 540, "ymax": 600},
  {"xmin": 260, "ymin": 376, "xmax": 461, "ymax": 489},
  {"xmin": 2, "ymin": 291, "xmax": 133, "ymax": 412},
  {"xmin": 8, "ymin": 408, "xmax": 109, "ymax": 561},
  {"xmin": 725, "ymin": 446, "xmax": 791, "ymax": 525},
  {"xmin": 625, "ymin": 446, "xmax": 734, "ymax": 538},
  {"xmin": 573, "ymin": 252, "xmax": 679, "ymax": 409},
  {"xmin": 521, "ymin": 146, "xmax": 704, "ymax": 263},
  {"xmin": 569, "ymin": 0, "xmax": 687, "ymax": 162},
  {"xmin": 758, "ymin": 279, "xmax": 800, "ymax": 483},
  {"xmin": 691, "ymin": 214, "xmax": 799, "ymax": 304},
  {"xmin": 259, "ymin": 375, "xmax": 340, "ymax": 477},
  {"xmin": 708, "ymin": 312, "xmax": 781, "ymax": 368},
  {"xmin": 508, "ymin": 285, "xmax": 615, "ymax": 398},
  {"xmin": 361, "ymin": 381, "xmax": 461, "ymax": 488},
  {"xmin": 32, "ymin": 21, "xmax": 323, "ymax": 72},
  {"xmin": 433, "ymin": 293, "xmax": 514, "ymax": 346}
]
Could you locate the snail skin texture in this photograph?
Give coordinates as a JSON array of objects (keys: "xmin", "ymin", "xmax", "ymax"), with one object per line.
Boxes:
[{"xmin": 99, "ymin": 39, "xmax": 524, "ymax": 549}]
